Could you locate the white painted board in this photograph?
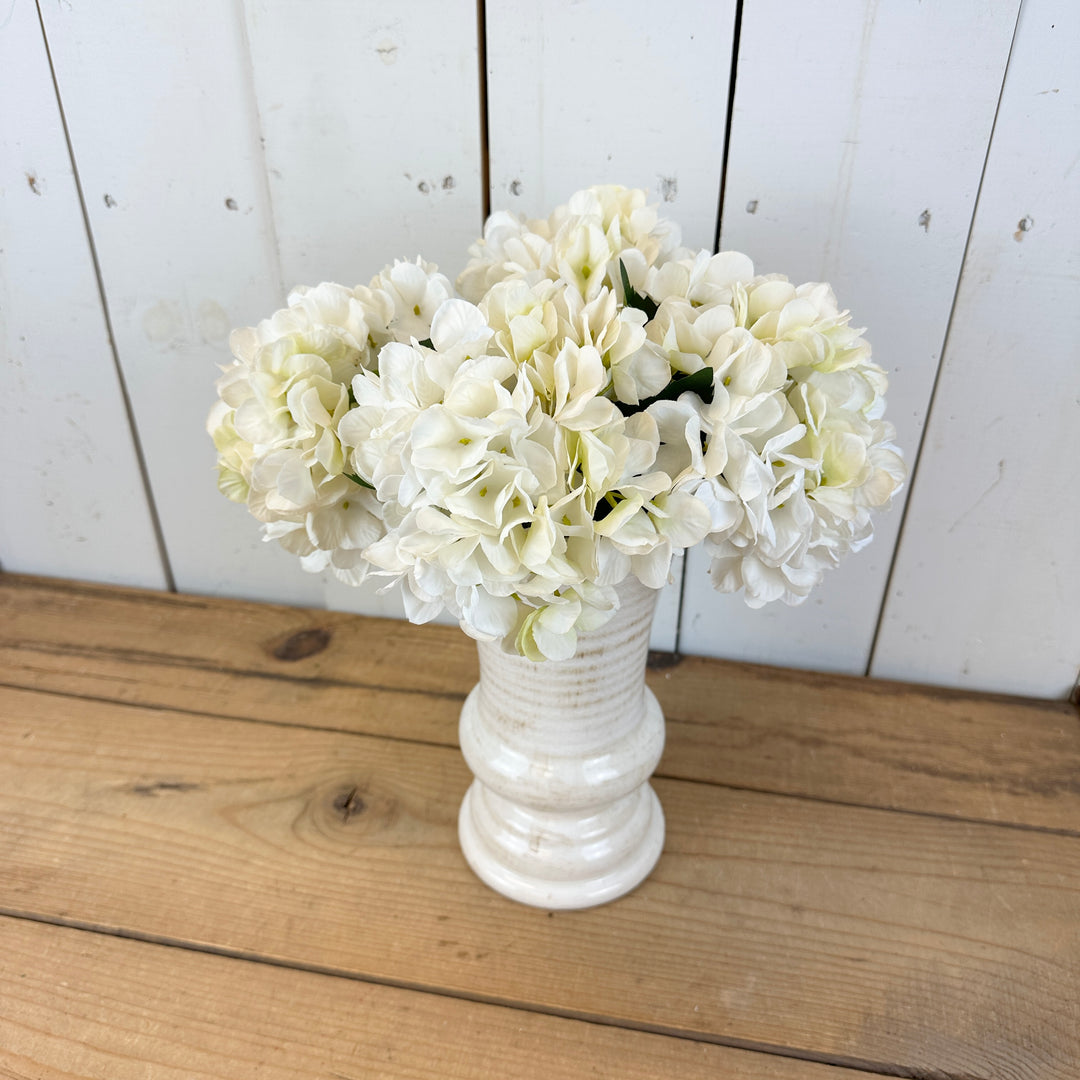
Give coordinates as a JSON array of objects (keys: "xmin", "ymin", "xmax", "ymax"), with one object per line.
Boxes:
[
  {"xmin": 34, "ymin": 1, "xmax": 329, "ymax": 606},
  {"xmin": 0, "ymin": 0, "xmax": 166, "ymax": 589},
  {"xmin": 679, "ymin": 0, "xmax": 1021, "ymax": 673},
  {"xmin": 485, "ymin": 0, "xmax": 739, "ymax": 648},
  {"xmin": 486, "ymin": 1, "xmax": 736, "ymax": 254},
  {"xmin": 35, "ymin": 1, "xmax": 454, "ymax": 619},
  {"xmin": 241, "ymin": 0, "xmax": 485, "ymax": 625},
  {"xmin": 244, "ymin": 0, "xmax": 484, "ymax": 289},
  {"xmin": 872, "ymin": 1, "xmax": 1080, "ymax": 699}
]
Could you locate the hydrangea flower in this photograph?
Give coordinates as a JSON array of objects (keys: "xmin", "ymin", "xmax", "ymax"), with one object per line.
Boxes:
[{"xmin": 209, "ymin": 186, "xmax": 906, "ymax": 659}]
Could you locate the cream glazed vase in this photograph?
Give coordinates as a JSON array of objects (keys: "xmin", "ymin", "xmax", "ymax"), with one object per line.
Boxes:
[{"xmin": 458, "ymin": 577, "xmax": 666, "ymax": 909}]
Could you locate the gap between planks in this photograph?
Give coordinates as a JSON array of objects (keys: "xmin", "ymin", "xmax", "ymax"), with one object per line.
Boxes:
[
  {"xmin": 0, "ymin": 910, "xmax": 916, "ymax": 1080},
  {"xmin": 4, "ymin": 678, "xmax": 1079, "ymax": 845},
  {"xmin": 3, "ymin": 689, "xmax": 1077, "ymax": 1078},
  {"xmin": 3, "ymin": 573, "xmax": 1078, "ymax": 836}
]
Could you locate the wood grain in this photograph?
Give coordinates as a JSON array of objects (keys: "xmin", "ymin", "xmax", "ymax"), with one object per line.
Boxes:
[
  {"xmin": 0, "ymin": 916, "xmax": 869, "ymax": 1080},
  {"xmin": 2, "ymin": 574, "xmax": 1077, "ymax": 832},
  {"xmin": 2, "ymin": 686, "xmax": 1077, "ymax": 1078}
]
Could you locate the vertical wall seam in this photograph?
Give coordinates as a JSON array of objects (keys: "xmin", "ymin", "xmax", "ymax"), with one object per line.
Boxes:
[
  {"xmin": 476, "ymin": 0, "xmax": 491, "ymax": 224},
  {"xmin": 34, "ymin": 0, "xmax": 177, "ymax": 592},
  {"xmin": 672, "ymin": 553, "xmax": 689, "ymax": 656},
  {"xmin": 678, "ymin": 0, "xmax": 742, "ymax": 655},
  {"xmin": 712, "ymin": 0, "xmax": 744, "ymax": 254},
  {"xmin": 864, "ymin": 0, "xmax": 1025, "ymax": 678}
]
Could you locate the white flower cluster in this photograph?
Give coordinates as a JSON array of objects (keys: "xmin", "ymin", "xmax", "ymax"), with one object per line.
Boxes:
[{"xmin": 209, "ymin": 186, "xmax": 905, "ymax": 659}]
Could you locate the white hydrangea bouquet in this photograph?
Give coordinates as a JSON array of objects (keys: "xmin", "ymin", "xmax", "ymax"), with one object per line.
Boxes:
[{"xmin": 208, "ymin": 185, "xmax": 906, "ymax": 663}]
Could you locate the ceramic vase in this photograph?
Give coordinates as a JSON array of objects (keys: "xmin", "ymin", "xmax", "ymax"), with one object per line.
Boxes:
[{"xmin": 458, "ymin": 577, "xmax": 665, "ymax": 909}]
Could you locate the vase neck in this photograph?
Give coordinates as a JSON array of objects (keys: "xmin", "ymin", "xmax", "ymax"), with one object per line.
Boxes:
[{"xmin": 474, "ymin": 578, "xmax": 659, "ymax": 755}]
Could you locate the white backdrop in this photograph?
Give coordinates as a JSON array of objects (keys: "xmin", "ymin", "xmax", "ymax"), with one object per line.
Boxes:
[{"xmin": 2, "ymin": 0, "xmax": 1077, "ymax": 700}]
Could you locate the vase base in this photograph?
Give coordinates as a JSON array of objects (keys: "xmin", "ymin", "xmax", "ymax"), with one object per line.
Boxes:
[{"xmin": 458, "ymin": 780, "xmax": 665, "ymax": 910}]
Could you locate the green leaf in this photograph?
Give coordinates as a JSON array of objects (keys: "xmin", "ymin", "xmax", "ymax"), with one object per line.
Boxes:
[
  {"xmin": 618, "ymin": 260, "xmax": 658, "ymax": 322},
  {"xmin": 592, "ymin": 492, "xmax": 620, "ymax": 523},
  {"xmin": 651, "ymin": 366, "xmax": 715, "ymax": 403},
  {"xmin": 617, "ymin": 366, "xmax": 715, "ymax": 416},
  {"xmin": 345, "ymin": 472, "xmax": 375, "ymax": 490},
  {"xmin": 418, "ymin": 337, "xmax": 434, "ymax": 349}
]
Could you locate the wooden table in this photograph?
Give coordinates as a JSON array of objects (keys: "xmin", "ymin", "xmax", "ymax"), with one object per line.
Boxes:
[{"xmin": 1, "ymin": 574, "xmax": 1077, "ymax": 1079}]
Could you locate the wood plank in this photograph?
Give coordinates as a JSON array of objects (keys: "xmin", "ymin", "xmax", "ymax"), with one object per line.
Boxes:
[
  {"xmin": 33, "ymin": 1, "xmax": 486, "ymax": 628},
  {"xmin": 680, "ymin": 0, "xmax": 1021, "ymax": 675},
  {"xmin": 238, "ymin": 0, "xmax": 491, "ymax": 627},
  {"xmin": 0, "ymin": 573, "xmax": 471, "ymax": 742},
  {"xmin": 484, "ymin": 0, "xmax": 736, "ymax": 254},
  {"xmin": 0, "ymin": 0, "xmax": 167, "ymax": 589},
  {"xmin": 654, "ymin": 654, "xmax": 1080, "ymax": 835},
  {"xmin": 2, "ymin": 574, "xmax": 1077, "ymax": 832},
  {"xmin": 34, "ymin": 2, "xmax": 335, "ymax": 610},
  {"xmin": 484, "ymin": 1, "xmax": 738, "ymax": 650},
  {"xmin": 873, "ymin": 1, "xmax": 1080, "ymax": 699},
  {"xmin": 243, "ymin": 0, "xmax": 484, "ymax": 296},
  {"xmin": 0, "ymin": 917, "xmax": 862, "ymax": 1080},
  {"xmin": 1, "ymin": 689, "xmax": 1077, "ymax": 1078}
]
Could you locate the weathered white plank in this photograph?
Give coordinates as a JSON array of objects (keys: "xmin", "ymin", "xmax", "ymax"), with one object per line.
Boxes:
[
  {"xmin": 486, "ymin": 2, "xmax": 736, "ymax": 257},
  {"xmin": 0, "ymin": 0, "xmax": 166, "ymax": 589},
  {"xmin": 244, "ymin": 0, "xmax": 484, "ymax": 287},
  {"xmin": 33, "ymin": 1, "xmax": 333, "ymax": 607},
  {"xmin": 872, "ymin": 1, "xmax": 1080, "ymax": 699},
  {"xmin": 30, "ymin": 3, "xmax": 406, "ymax": 620},
  {"xmin": 679, "ymin": 0, "xmax": 1021, "ymax": 673},
  {"xmin": 241, "ymin": 0, "xmax": 485, "ymax": 626},
  {"xmin": 35, "ymin": 1, "xmax": 486, "ymax": 625},
  {"xmin": 485, "ymin": 1, "xmax": 738, "ymax": 649}
]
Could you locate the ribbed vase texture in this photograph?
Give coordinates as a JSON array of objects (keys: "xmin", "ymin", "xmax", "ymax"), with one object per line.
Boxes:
[{"xmin": 458, "ymin": 577, "xmax": 666, "ymax": 909}]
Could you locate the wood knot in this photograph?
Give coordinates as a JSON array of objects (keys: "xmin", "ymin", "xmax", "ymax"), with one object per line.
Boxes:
[
  {"xmin": 333, "ymin": 786, "xmax": 367, "ymax": 823},
  {"xmin": 272, "ymin": 627, "xmax": 331, "ymax": 661}
]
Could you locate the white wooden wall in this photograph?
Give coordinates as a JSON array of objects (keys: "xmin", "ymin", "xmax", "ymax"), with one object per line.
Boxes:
[{"xmin": 2, "ymin": 0, "xmax": 1077, "ymax": 701}]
